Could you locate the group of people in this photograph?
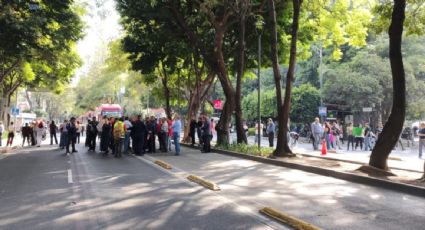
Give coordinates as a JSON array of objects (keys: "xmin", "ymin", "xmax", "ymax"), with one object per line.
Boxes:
[
  {"xmin": 311, "ymin": 117, "xmax": 377, "ymax": 152},
  {"xmin": 188, "ymin": 115, "xmax": 213, "ymax": 153},
  {"xmin": 84, "ymin": 114, "xmax": 182, "ymax": 157},
  {"xmin": 0, "ymin": 121, "xmax": 51, "ymax": 148}
]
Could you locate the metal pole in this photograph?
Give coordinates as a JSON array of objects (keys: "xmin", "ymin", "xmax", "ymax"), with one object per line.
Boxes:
[
  {"xmin": 319, "ymin": 45, "xmax": 324, "ymax": 122},
  {"xmin": 257, "ymin": 33, "xmax": 262, "ymax": 149}
]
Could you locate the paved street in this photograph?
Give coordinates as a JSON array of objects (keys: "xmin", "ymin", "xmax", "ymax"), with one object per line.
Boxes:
[{"xmin": 0, "ymin": 139, "xmax": 424, "ymax": 230}]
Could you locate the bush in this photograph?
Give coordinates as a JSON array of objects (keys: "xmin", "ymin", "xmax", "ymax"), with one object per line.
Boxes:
[{"xmin": 216, "ymin": 143, "xmax": 274, "ymax": 157}]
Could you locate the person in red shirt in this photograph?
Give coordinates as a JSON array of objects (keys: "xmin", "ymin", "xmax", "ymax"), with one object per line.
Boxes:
[{"xmin": 167, "ymin": 118, "xmax": 173, "ymax": 151}]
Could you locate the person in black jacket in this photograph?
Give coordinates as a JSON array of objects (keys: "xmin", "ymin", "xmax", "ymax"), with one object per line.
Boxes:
[
  {"xmin": 66, "ymin": 117, "xmax": 78, "ymax": 154},
  {"xmin": 100, "ymin": 117, "xmax": 112, "ymax": 155},
  {"xmin": 197, "ymin": 118, "xmax": 203, "ymax": 147},
  {"xmin": 131, "ymin": 115, "xmax": 147, "ymax": 156},
  {"xmin": 189, "ymin": 119, "xmax": 197, "ymax": 147},
  {"xmin": 21, "ymin": 123, "xmax": 32, "ymax": 146},
  {"xmin": 201, "ymin": 115, "xmax": 211, "ymax": 153},
  {"xmin": 50, "ymin": 121, "xmax": 58, "ymax": 145}
]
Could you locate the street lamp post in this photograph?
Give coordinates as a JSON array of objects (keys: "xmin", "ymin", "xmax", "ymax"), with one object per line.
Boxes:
[{"xmin": 255, "ymin": 19, "xmax": 264, "ymax": 149}]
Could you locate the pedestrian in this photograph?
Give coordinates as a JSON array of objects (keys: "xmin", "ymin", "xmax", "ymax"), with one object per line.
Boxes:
[
  {"xmin": 160, "ymin": 117, "xmax": 168, "ymax": 152},
  {"xmin": 417, "ymin": 123, "xmax": 425, "ymax": 159},
  {"xmin": 189, "ymin": 119, "xmax": 197, "ymax": 147},
  {"xmin": 146, "ymin": 117, "xmax": 156, "ymax": 153},
  {"xmin": 210, "ymin": 118, "xmax": 215, "ymax": 141},
  {"xmin": 0, "ymin": 121, "xmax": 4, "ymax": 146},
  {"xmin": 87, "ymin": 117, "xmax": 99, "ymax": 152},
  {"xmin": 311, "ymin": 117, "xmax": 323, "ymax": 151},
  {"xmin": 331, "ymin": 122, "xmax": 342, "ymax": 149},
  {"xmin": 100, "ymin": 117, "xmax": 112, "ymax": 155},
  {"xmin": 123, "ymin": 116, "xmax": 133, "ymax": 154},
  {"xmin": 76, "ymin": 121, "xmax": 81, "ymax": 144},
  {"xmin": 172, "ymin": 114, "xmax": 182, "ymax": 155},
  {"xmin": 323, "ymin": 122, "xmax": 331, "ymax": 150},
  {"xmin": 113, "ymin": 117, "xmax": 126, "ymax": 158},
  {"xmin": 201, "ymin": 115, "xmax": 211, "ymax": 153},
  {"xmin": 50, "ymin": 120, "xmax": 58, "ymax": 145},
  {"xmin": 254, "ymin": 121, "xmax": 264, "ymax": 145},
  {"xmin": 59, "ymin": 120, "xmax": 68, "ymax": 149},
  {"xmin": 6, "ymin": 122, "xmax": 15, "ymax": 147},
  {"xmin": 34, "ymin": 121, "xmax": 46, "ymax": 147},
  {"xmin": 363, "ymin": 123, "xmax": 373, "ymax": 151},
  {"xmin": 30, "ymin": 122, "xmax": 36, "ymax": 146},
  {"xmin": 81, "ymin": 124, "xmax": 85, "ymax": 137},
  {"xmin": 347, "ymin": 123, "xmax": 355, "ymax": 151},
  {"xmin": 167, "ymin": 117, "xmax": 173, "ymax": 151},
  {"xmin": 197, "ymin": 117, "xmax": 203, "ymax": 147},
  {"xmin": 354, "ymin": 124, "xmax": 364, "ymax": 150},
  {"xmin": 66, "ymin": 117, "xmax": 78, "ymax": 154},
  {"xmin": 266, "ymin": 118, "xmax": 276, "ymax": 147},
  {"xmin": 131, "ymin": 115, "xmax": 146, "ymax": 156},
  {"xmin": 21, "ymin": 123, "xmax": 31, "ymax": 146}
]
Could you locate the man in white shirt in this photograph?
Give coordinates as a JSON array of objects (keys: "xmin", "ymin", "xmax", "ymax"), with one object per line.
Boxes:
[{"xmin": 6, "ymin": 122, "xmax": 15, "ymax": 147}]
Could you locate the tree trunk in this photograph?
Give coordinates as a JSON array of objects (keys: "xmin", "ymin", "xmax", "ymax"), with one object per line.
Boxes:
[
  {"xmin": 268, "ymin": 0, "xmax": 287, "ymax": 155},
  {"xmin": 234, "ymin": 2, "xmax": 248, "ymax": 144},
  {"xmin": 161, "ymin": 66, "xmax": 172, "ymax": 119},
  {"xmin": 273, "ymin": 0, "xmax": 302, "ymax": 156},
  {"xmin": 369, "ymin": 0, "xmax": 406, "ymax": 170}
]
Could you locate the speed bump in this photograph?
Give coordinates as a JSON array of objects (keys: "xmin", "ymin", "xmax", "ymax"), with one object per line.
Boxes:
[
  {"xmin": 187, "ymin": 175, "xmax": 220, "ymax": 191},
  {"xmin": 154, "ymin": 160, "xmax": 172, "ymax": 169},
  {"xmin": 259, "ymin": 207, "xmax": 321, "ymax": 230}
]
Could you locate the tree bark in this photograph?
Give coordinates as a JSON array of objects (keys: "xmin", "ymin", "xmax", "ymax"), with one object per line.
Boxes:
[
  {"xmin": 273, "ymin": 0, "xmax": 302, "ymax": 156},
  {"xmin": 369, "ymin": 0, "xmax": 406, "ymax": 170},
  {"xmin": 161, "ymin": 65, "xmax": 172, "ymax": 119},
  {"xmin": 268, "ymin": 0, "xmax": 287, "ymax": 155},
  {"xmin": 234, "ymin": 1, "xmax": 248, "ymax": 144}
]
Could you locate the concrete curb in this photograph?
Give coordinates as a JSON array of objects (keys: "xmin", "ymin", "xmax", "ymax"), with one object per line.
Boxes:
[
  {"xmin": 299, "ymin": 153, "xmax": 422, "ymax": 174},
  {"xmin": 187, "ymin": 174, "xmax": 221, "ymax": 191},
  {"xmin": 259, "ymin": 207, "xmax": 322, "ymax": 230},
  {"xmin": 154, "ymin": 160, "xmax": 172, "ymax": 169},
  {"xmin": 181, "ymin": 143, "xmax": 425, "ymax": 197}
]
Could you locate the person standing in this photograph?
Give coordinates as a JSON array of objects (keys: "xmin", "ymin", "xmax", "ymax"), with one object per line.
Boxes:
[
  {"xmin": 50, "ymin": 121, "xmax": 58, "ymax": 145},
  {"xmin": 34, "ymin": 121, "xmax": 46, "ymax": 147},
  {"xmin": 254, "ymin": 121, "xmax": 264, "ymax": 145},
  {"xmin": 6, "ymin": 122, "xmax": 15, "ymax": 147},
  {"xmin": 347, "ymin": 123, "xmax": 355, "ymax": 151},
  {"xmin": 311, "ymin": 117, "xmax": 323, "ymax": 151},
  {"xmin": 159, "ymin": 118, "xmax": 168, "ymax": 152},
  {"xmin": 100, "ymin": 117, "xmax": 112, "ymax": 155},
  {"xmin": 189, "ymin": 119, "xmax": 197, "ymax": 147},
  {"xmin": 123, "ymin": 116, "xmax": 133, "ymax": 154},
  {"xmin": 59, "ymin": 120, "xmax": 68, "ymax": 149},
  {"xmin": 167, "ymin": 117, "xmax": 173, "ymax": 151},
  {"xmin": 417, "ymin": 123, "xmax": 425, "ymax": 159},
  {"xmin": 324, "ymin": 122, "xmax": 331, "ymax": 150},
  {"xmin": 266, "ymin": 118, "xmax": 276, "ymax": 147},
  {"xmin": 66, "ymin": 117, "xmax": 78, "ymax": 154},
  {"xmin": 87, "ymin": 117, "xmax": 99, "ymax": 152},
  {"xmin": 76, "ymin": 121, "xmax": 81, "ymax": 144},
  {"xmin": 132, "ymin": 115, "xmax": 146, "ymax": 156},
  {"xmin": 113, "ymin": 117, "xmax": 126, "ymax": 158},
  {"xmin": 21, "ymin": 123, "xmax": 31, "ymax": 146},
  {"xmin": 354, "ymin": 124, "xmax": 364, "ymax": 150},
  {"xmin": 201, "ymin": 115, "xmax": 211, "ymax": 153},
  {"xmin": 197, "ymin": 117, "xmax": 203, "ymax": 147},
  {"xmin": 172, "ymin": 115, "xmax": 182, "ymax": 155},
  {"xmin": 363, "ymin": 123, "xmax": 373, "ymax": 151},
  {"xmin": 0, "ymin": 122, "xmax": 4, "ymax": 147}
]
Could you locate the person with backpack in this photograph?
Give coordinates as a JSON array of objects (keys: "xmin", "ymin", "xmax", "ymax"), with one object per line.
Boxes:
[
  {"xmin": 113, "ymin": 117, "xmax": 126, "ymax": 158},
  {"xmin": 66, "ymin": 117, "xmax": 78, "ymax": 154}
]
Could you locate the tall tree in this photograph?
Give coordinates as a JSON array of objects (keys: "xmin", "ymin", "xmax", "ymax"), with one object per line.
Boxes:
[
  {"xmin": 369, "ymin": 0, "xmax": 406, "ymax": 170},
  {"xmin": 268, "ymin": 0, "xmax": 302, "ymax": 156}
]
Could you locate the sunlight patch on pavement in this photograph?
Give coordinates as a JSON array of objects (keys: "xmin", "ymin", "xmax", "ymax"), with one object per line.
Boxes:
[{"xmin": 208, "ymin": 159, "xmax": 259, "ymax": 168}]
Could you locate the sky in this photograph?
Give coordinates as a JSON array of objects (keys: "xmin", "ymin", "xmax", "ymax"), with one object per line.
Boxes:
[{"xmin": 73, "ymin": 0, "xmax": 122, "ymax": 85}]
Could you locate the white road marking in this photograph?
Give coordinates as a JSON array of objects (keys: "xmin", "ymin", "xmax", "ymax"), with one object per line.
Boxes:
[
  {"xmin": 68, "ymin": 169, "xmax": 73, "ymax": 184},
  {"xmin": 132, "ymin": 154, "xmax": 284, "ymax": 230}
]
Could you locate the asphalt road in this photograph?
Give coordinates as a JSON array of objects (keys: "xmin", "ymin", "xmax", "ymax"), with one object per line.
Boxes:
[
  {"xmin": 0, "ymin": 141, "xmax": 424, "ymax": 230},
  {"xmin": 0, "ymin": 143, "xmax": 282, "ymax": 230}
]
